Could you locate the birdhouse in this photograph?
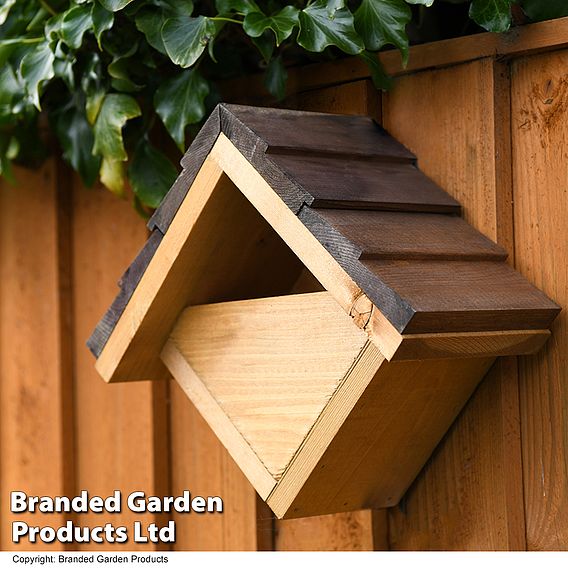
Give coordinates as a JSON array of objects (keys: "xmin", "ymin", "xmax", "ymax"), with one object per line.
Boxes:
[{"xmin": 89, "ymin": 104, "xmax": 560, "ymax": 519}]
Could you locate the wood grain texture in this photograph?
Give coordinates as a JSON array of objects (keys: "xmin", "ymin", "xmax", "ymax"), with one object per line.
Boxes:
[
  {"xmin": 283, "ymin": 79, "xmax": 381, "ymax": 123},
  {"xmin": 72, "ymin": 179, "xmax": 170, "ymax": 550},
  {"xmin": 0, "ymin": 162, "xmax": 74, "ymax": 550},
  {"xmin": 267, "ymin": 341, "xmax": 385, "ymax": 518},
  {"xmin": 268, "ymin": 156, "xmax": 460, "ymax": 213},
  {"xmin": 161, "ymin": 339, "xmax": 277, "ymax": 499},
  {"xmin": 168, "ymin": 292, "xmax": 367, "ymax": 479},
  {"xmin": 223, "ymin": 104, "xmax": 415, "ymax": 162},
  {"xmin": 270, "ymin": 355, "xmax": 494, "ymax": 518},
  {"xmin": 223, "ymin": 17, "xmax": 568, "ymax": 102},
  {"xmin": 149, "ymin": 105, "xmax": 220, "ymax": 233},
  {"xmin": 91, "ymin": 101, "xmax": 558, "ymax": 359},
  {"xmin": 383, "ymin": 59, "xmax": 527, "ymax": 550},
  {"xmin": 276, "ymin": 80, "xmax": 388, "ymax": 552},
  {"xmin": 168, "ymin": 380, "xmax": 262, "ymax": 550},
  {"xmin": 275, "ymin": 510, "xmax": 382, "ymax": 550},
  {"xmin": 87, "ymin": 229, "xmax": 163, "ymax": 357},
  {"xmin": 511, "ymin": 51, "xmax": 568, "ymax": 550},
  {"xmin": 392, "ymin": 329, "xmax": 550, "ymax": 361},
  {"xmin": 96, "ymin": 158, "xmax": 303, "ymax": 382},
  {"xmin": 364, "ymin": 259, "xmax": 558, "ymax": 334},
  {"xmin": 309, "ymin": 209, "xmax": 506, "ymax": 261}
]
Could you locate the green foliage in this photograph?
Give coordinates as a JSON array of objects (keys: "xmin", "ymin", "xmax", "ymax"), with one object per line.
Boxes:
[
  {"xmin": 519, "ymin": 0, "xmax": 568, "ymax": 22},
  {"xmin": 0, "ymin": 0, "xmax": 567, "ymax": 210},
  {"xmin": 298, "ymin": 0, "xmax": 363, "ymax": 55},
  {"xmin": 469, "ymin": 0, "xmax": 511, "ymax": 32},
  {"xmin": 128, "ymin": 138, "xmax": 178, "ymax": 207},
  {"xmin": 355, "ymin": 0, "xmax": 411, "ymax": 63},
  {"xmin": 154, "ymin": 68, "xmax": 210, "ymax": 150},
  {"xmin": 243, "ymin": 6, "xmax": 299, "ymax": 46}
]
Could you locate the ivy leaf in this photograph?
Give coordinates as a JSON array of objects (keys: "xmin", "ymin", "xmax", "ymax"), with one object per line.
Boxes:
[
  {"xmin": 0, "ymin": 0, "xmax": 16, "ymax": 26},
  {"xmin": 86, "ymin": 89, "xmax": 105, "ymax": 125},
  {"xmin": 0, "ymin": 40, "xmax": 21, "ymax": 68},
  {"xmin": 354, "ymin": 0, "xmax": 411, "ymax": 64},
  {"xmin": 136, "ymin": 0, "xmax": 194, "ymax": 54},
  {"xmin": 520, "ymin": 0, "xmax": 568, "ymax": 21},
  {"xmin": 136, "ymin": 9, "xmax": 167, "ymax": 53},
  {"xmin": 244, "ymin": 6, "xmax": 299, "ymax": 46},
  {"xmin": 45, "ymin": 13, "xmax": 64, "ymax": 44},
  {"xmin": 162, "ymin": 15, "xmax": 217, "ymax": 68},
  {"xmin": 154, "ymin": 68, "xmax": 209, "ymax": 150},
  {"xmin": 19, "ymin": 42, "xmax": 55, "ymax": 110},
  {"xmin": 100, "ymin": 157, "xmax": 126, "ymax": 197},
  {"xmin": 252, "ymin": 31, "xmax": 274, "ymax": 62},
  {"xmin": 216, "ymin": 0, "xmax": 259, "ymax": 15},
  {"xmin": 469, "ymin": 0, "xmax": 511, "ymax": 32},
  {"xmin": 107, "ymin": 44, "xmax": 144, "ymax": 92},
  {"xmin": 92, "ymin": 1, "xmax": 114, "ymax": 48},
  {"xmin": 298, "ymin": 0, "xmax": 364, "ymax": 55},
  {"xmin": 264, "ymin": 56, "xmax": 287, "ymax": 100},
  {"xmin": 61, "ymin": 4, "xmax": 92, "ymax": 49},
  {"xmin": 0, "ymin": 65, "xmax": 22, "ymax": 124},
  {"xmin": 358, "ymin": 50, "xmax": 392, "ymax": 90},
  {"xmin": 128, "ymin": 139, "xmax": 178, "ymax": 208},
  {"xmin": 160, "ymin": 0, "xmax": 195, "ymax": 15},
  {"xmin": 93, "ymin": 93, "xmax": 141, "ymax": 161},
  {"xmin": 53, "ymin": 99, "xmax": 101, "ymax": 187},
  {"xmin": 99, "ymin": 0, "xmax": 136, "ymax": 11},
  {"xmin": 53, "ymin": 53, "xmax": 76, "ymax": 89}
]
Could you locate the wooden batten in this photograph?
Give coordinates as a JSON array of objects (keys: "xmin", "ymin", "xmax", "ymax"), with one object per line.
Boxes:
[{"xmin": 89, "ymin": 104, "xmax": 560, "ymax": 518}]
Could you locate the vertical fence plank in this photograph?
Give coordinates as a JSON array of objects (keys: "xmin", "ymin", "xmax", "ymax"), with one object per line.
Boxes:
[
  {"xmin": 71, "ymin": 179, "xmax": 170, "ymax": 550},
  {"xmin": 170, "ymin": 390, "xmax": 261, "ymax": 550},
  {"xmin": 511, "ymin": 51, "xmax": 568, "ymax": 550},
  {"xmin": 383, "ymin": 59, "xmax": 526, "ymax": 550},
  {"xmin": 0, "ymin": 162, "xmax": 74, "ymax": 550},
  {"xmin": 272, "ymin": 79, "xmax": 386, "ymax": 552}
]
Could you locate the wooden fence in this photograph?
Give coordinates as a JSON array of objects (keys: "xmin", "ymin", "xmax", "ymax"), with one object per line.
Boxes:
[{"xmin": 1, "ymin": 16, "xmax": 568, "ymax": 551}]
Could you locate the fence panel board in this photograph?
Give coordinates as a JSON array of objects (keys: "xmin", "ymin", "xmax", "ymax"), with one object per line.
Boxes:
[
  {"xmin": 383, "ymin": 59, "xmax": 526, "ymax": 550},
  {"xmin": 511, "ymin": 51, "xmax": 568, "ymax": 550},
  {"xmin": 0, "ymin": 163, "xmax": 74, "ymax": 550},
  {"xmin": 169, "ymin": 393, "xmax": 261, "ymax": 550},
  {"xmin": 71, "ymin": 180, "xmax": 169, "ymax": 550}
]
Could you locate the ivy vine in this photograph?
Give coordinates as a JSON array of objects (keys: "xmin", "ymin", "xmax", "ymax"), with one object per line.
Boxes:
[{"xmin": 0, "ymin": 0, "xmax": 566, "ymax": 210}]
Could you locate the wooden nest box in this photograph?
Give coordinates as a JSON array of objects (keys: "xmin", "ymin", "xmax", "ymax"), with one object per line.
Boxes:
[{"xmin": 89, "ymin": 104, "xmax": 560, "ymax": 519}]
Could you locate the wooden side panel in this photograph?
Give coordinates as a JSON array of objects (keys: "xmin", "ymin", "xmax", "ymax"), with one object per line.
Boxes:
[
  {"xmin": 71, "ymin": 180, "xmax": 170, "ymax": 550},
  {"xmin": 511, "ymin": 51, "xmax": 568, "ymax": 550},
  {"xmin": 0, "ymin": 162, "xmax": 74, "ymax": 550},
  {"xmin": 274, "ymin": 80, "xmax": 386, "ymax": 551},
  {"xmin": 383, "ymin": 59, "xmax": 526, "ymax": 549}
]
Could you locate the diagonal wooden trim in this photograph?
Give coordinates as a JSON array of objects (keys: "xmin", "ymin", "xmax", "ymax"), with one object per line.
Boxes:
[
  {"xmin": 160, "ymin": 339, "xmax": 278, "ymax": 499},
  {"xmin": 267, "ymin": 341, "xmax": 385, "ymax": 518},
  {"xmin": 95, "ymin": 156, "xmax": 227, "ymax": 382}
]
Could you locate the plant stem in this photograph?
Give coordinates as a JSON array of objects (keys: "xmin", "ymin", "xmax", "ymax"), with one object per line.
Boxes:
[
  {"xmin": 210, "ymin": 16, "xmax": 243, "ymax": 24},
  {"xmin": 1, "ymin": 37, "xmax": 44, "ymax": 44},
  {"xmin": 38, "ymin": 0, "xmax": 57, "ymax": 16}
]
